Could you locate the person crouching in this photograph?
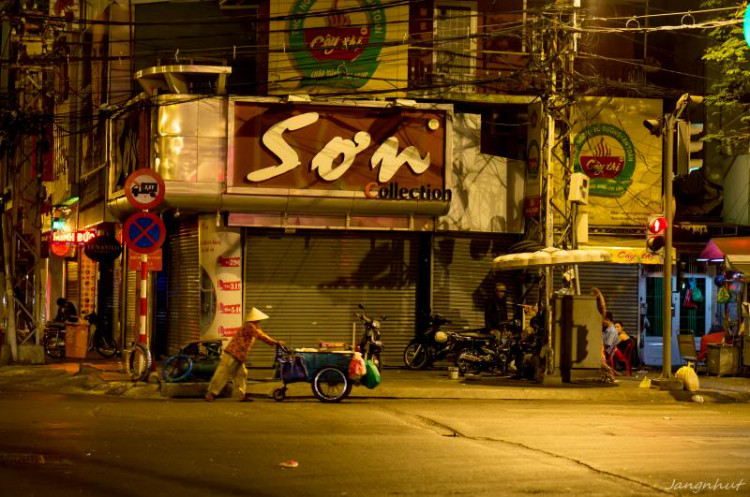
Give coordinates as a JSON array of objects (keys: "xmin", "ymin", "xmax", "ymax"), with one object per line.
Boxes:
[{"xmin": 205, "ymin": 307, "xmax": 285, "ymax": 402}]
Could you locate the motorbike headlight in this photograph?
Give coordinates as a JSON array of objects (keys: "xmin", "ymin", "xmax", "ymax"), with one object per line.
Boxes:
[
  {"xmin": 434, "ymin": 331, "xmax": 448, "ymax": 343},
  {"xmin": 372, "ymin": 320, "xmax": 381, "ymax": 329}
]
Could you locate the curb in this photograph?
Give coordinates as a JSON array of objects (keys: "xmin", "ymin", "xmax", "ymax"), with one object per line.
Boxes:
[{"xmin": 1, "ymin": 364, "xmax": 748, "ymax": 403}]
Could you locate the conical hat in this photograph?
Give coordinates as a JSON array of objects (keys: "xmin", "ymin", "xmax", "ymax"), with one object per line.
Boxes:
[{"xmin": 245, "ymin": 307, "xmax": 270, "ymax": 322}]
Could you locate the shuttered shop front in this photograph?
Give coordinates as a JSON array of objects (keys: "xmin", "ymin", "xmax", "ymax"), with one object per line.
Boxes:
[
  {"xmin": 433, "ymin": 234, "xmax": 520, "ymax": 329},
  {"xmin": 244, "ymin": 232, "xmax": 420, "ymax": 367},
  {"xmin": 166, "ymin": 220, "xmax": 201, "ymax": 354},
  {"xmin": 575, "ymin": 264, "xmax": 639, "ymax": 334}
]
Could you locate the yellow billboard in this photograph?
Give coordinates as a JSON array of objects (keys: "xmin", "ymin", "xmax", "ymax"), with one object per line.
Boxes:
[
  {"xmin": 569, "ymin": 97, "xmax": 663, "ymax": 226},
  {"xmin": 268, "ymin": 0, "xmax": 408, "ymax": 96}
]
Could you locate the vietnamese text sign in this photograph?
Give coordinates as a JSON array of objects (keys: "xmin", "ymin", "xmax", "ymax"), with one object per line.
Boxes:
[
  {"xmin": 199, "ymin": 215, "xmax": 243, "ymax": 340},
  {"xmin": 80, "ymin": 254, "xmax": 97, "ymax": 316},
  {"xmin": 128, "ymin": 249, "xmax": 163, "ymax": 272},
  {"xmin": 566, "ymin": 97, "xmax": 663, "ymax": 227},
  {"xmin": 268, "ymin": 0, "xmax": 408, "ymax": 96},
  {"xmin": 230, "ymin": 102, "xmax": 447, "ymax": 196},
  {"xmin": 525, "ymin": 102, "xmax": 542, "ymax": 218}
]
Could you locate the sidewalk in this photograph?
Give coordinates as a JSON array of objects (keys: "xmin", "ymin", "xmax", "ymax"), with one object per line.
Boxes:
[{"xmin": 2, "ymin": 358, "xmax": 750, "ymax": 404}]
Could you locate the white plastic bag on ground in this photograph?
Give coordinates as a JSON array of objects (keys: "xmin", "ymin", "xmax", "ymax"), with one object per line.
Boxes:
[{"xmin": 675, "ymin": 363, "xmax": 700, "ymax": 392}]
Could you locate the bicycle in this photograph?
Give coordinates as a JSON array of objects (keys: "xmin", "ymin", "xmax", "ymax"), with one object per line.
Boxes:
[{"xmin": 42, "ymin": 314, "xmax": 120, "ymax": 360}]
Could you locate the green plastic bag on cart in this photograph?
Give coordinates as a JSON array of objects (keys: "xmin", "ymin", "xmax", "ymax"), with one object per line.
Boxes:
[{"xmin": 361, "ymin": 360, "xmax": 381, "ymax": 389}]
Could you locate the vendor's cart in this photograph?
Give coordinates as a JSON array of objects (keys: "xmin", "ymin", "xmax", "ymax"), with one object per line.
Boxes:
[{"xmin": 272, "ymin": 347, "xmax": 365, "ymax": 403}]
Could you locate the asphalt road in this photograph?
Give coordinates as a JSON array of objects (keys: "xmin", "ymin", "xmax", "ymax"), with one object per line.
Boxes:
[{"xmin": 1, "ymin": 392, "xmax": 748, "ymax": 496}]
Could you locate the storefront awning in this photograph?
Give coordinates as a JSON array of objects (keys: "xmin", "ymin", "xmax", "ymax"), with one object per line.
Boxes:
[
  {"xmin": 699, "ymin": 237, "xmax": 750, "ymax": 275},
  {"xmin": 581, "ymin": 236, "xmax": 675, "ymax": 265},
  {"xmin": 493, "ymin": 247, "xmax": 612, "ymax": 270}
]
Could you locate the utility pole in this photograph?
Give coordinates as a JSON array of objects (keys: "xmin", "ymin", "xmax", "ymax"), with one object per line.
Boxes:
[
  {"xmin": 533, "ymin": 0, "xmax": 580, "ymax": 380},
  {"xmin": 0, "ymin": 4, "xmax": 54, "ymax": 364}
]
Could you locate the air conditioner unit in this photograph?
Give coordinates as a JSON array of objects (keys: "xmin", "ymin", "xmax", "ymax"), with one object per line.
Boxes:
[{"xmin": 569, "ymin": 172, "xmax": 589, "ymax": 204}]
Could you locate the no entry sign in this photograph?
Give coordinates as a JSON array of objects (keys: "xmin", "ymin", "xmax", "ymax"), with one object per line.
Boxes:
[
  {"xmin": 124, "ymin": 212, "xmax": 166, "ymax": 254},
  {"xmin": 124, "ymin": 169, "xmax": 166, "ymax": 210}
]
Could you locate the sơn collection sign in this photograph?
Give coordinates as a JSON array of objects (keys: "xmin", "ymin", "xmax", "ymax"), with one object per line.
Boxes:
[{"xmin": 228, "ymin": 102, "xmax": 449, "ymax": 200}]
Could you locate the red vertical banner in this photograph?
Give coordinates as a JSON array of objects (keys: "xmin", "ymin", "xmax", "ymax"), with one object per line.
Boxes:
[{"xmin": 80, "ymin": 253, "xmax": 98, "ymax": 316}]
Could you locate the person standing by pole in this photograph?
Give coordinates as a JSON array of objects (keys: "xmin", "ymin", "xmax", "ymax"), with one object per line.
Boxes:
[
  {"xmin": 591, "ymin": 288, "xmax": 617, "ymax": 383},
  {"xmin": 205, "ymin": 307, "xmax": 285, "ymax": 402}
]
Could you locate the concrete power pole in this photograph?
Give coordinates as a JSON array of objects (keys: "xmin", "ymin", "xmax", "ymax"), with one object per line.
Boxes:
[{"xmin": 535, "ymin": 0, "xmax": 580, "ymax": 379}]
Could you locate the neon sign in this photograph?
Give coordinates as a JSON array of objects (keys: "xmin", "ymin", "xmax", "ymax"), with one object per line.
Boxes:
[{"xmin": 51, "ymin": 230, "xmax": 97, "ymax": 244}]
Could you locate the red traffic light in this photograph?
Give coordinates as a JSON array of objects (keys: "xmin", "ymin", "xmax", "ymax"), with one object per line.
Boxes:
[
  {"xmin": 648, "ymin": 216, "xmax": 668, "ymax": 234},
  {"xmin": 646, "ymin": 214, "xmax": 667, "ymax": 253}
]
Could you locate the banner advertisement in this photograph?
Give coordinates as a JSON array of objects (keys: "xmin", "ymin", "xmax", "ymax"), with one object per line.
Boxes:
[
  {"xmin": 569, "ymin": 97, "xmax": 663, "ymax": 226},
  {"xmin": 525, "ymin": 102, "xmax": 542, "ymax": 218},
  {"xmin": 199, "ymin": 215, "xmax": 243, "ymax": 340},
  {"xmin": 268, "ymin": 0, "xmax": 409, "ymax": 96}
]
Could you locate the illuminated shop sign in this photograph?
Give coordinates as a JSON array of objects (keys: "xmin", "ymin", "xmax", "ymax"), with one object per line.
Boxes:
[
  {"xmin": 51, "ymin": 230, "xmax": 97, "ymax": 244},
  {"xmin": 230, "ymin": 102, "xmax": 448, "ymax": 197}
]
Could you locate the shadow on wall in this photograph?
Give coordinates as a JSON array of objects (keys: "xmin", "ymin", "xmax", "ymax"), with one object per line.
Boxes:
[
  {"xmin": 433, "ymin": 236, "xmax": 515, "ymax": 328},
  {"xmin": 317, "ymin": 239, "xmax": 419, "ymax": 290}
]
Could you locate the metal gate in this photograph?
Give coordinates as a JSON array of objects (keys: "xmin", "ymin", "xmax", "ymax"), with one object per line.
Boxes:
[
  {"xmin": 244, "ymin": 232, "xmax": 420, "ymax": 367},
  {"xmin": 166, "ymin": 219, "xmax": 200, "ymax": 354},
  {"xmin": 432, "ymin": 234, "xmax": 519, "ymax": 330}
]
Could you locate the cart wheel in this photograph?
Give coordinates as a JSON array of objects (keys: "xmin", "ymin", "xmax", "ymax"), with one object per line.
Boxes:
[
  {"xmin": 162, "ymin": 354, "xmax": 193, "ymax": 382},
  {"xmin": 272, "ymin": 387, "xmax": 287, "ymax": 402},
  {"xmin": 312, "ymin": 367, "xmax": 352, "ymax": 403}
]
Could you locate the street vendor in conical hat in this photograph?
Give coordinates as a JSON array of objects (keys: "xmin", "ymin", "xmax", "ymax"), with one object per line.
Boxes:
[{"xmin": 205, "ymin": 307, "xmax": 286, "ymax": 402}]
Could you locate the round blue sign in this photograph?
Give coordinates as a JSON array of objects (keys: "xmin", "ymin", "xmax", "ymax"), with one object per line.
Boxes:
[{"xmin": 124, "ymin": 212, "xmax": 166, "ymax": 254}]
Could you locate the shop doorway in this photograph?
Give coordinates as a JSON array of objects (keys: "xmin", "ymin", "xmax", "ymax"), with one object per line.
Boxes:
[{"xmin": 642, "ymin": 273, "xmax": 712, "ymax": 366}]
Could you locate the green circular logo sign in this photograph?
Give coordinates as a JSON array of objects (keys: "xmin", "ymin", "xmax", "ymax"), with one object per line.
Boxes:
[
  {"xmin": 574, "ymin": 124, "xmax": 636, "ymax": 198},
  {"xmin": 288, "ymin": 0, "xmax": 386, "ymax": 89}
]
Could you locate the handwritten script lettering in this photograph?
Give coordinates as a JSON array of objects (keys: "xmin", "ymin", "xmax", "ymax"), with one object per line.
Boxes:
[{"xmin": 246, "ymin": 112, "xmax": 433, "ymax": 184}]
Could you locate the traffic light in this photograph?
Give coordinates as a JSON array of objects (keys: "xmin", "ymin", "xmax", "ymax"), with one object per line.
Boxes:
[
  {"xmin": 647, "ymin": 214, "xmax": 667, "ymax": 253},
  {"xmin": 643, "ymin": 118, "xmax": 663, "ymax": 137},
  {"xmin": 675, "ymin": 119, "xmax": 704, "ymax": 176}
]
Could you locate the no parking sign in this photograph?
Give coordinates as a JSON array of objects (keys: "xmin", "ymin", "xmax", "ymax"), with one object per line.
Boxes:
[{"xmin": 124, "ymin": 212, "xmax": 166, "ymax": 254}]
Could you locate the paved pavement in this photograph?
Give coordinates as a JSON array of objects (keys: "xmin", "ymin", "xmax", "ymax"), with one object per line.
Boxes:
[{"xmin": 2, "ymin": 356, "xmax": 750, "ymax": 404}]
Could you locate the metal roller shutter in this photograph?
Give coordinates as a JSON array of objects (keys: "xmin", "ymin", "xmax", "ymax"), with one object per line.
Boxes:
[
  {"xmin": 244, "ymin": 232, "xmax": 420, "ymax": 368},
  {"xmin": 574, "ymin": 264, "xmax": 639, "ymax": 335},
  {"xmin": 433, "ymin": 234, "xmax": 520, "ymax": 330},
  {"xmin": 166, "ymin": 220, "xmax": 200, "ymax": 354},
  {"xmin": 125, "ymin": 266, "xmax": 137, "ymax": 348},
  {"xmin": 65, "ymin": 260, "xmax": 79, "ymax": 310}
]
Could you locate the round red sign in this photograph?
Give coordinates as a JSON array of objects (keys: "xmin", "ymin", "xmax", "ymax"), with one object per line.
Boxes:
[{"xmin": 124, "ymin": 169, "xmax": 166, "ymax": 210}]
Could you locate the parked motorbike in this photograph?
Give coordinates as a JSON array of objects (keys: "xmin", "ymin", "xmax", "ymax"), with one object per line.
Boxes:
[
  {"xmin": 355, "ymin": 303, "xmax": 384, "ymax": 370},
  {"xmin": 403, "ymin": 313, "xmax": 470, "ymax": 370},
  {"xmin": 456, "ymin": 320, "xmax": 526, "ymax": 376}
]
